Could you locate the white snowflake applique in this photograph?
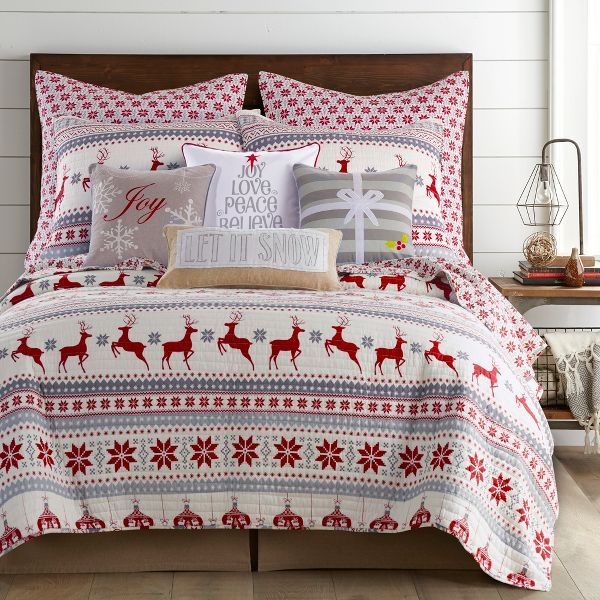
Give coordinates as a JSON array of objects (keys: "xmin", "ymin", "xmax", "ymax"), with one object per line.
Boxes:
[
  {"xmin": 92, "ymin": 175, "xmax": 122, "ymax": 215},
  {"xmin": 173, "ymin": 169, "xmax": 191, "ymax": 194},
  {"xmin": 165, "ymin": 198, "xmax": 204, "ymax": 226},
  {"xmin": 100, "ymin": 219, "xmax": 138, "ymax": 260}
]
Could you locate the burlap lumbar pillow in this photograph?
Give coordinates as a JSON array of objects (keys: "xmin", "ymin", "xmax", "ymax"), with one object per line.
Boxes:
[{"xmin": 159, "ymin": 226, "xmax": 342, "ymax": 291}]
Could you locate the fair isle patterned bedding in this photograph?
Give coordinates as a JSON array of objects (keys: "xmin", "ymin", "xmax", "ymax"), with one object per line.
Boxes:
[{"xmin": 0, "ymin": 259, "xmax": 555, "ymax": 590}]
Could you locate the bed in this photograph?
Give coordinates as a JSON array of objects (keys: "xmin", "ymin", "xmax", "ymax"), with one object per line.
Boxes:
[{"xmin": 0, "ymin": 53, "xmax": 556, "ymax": 590}]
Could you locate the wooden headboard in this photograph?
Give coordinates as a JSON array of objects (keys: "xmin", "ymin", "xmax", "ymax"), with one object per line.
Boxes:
[{"xmin": 30, "ymin": 53, "xmax": 473, "ymax": 259}]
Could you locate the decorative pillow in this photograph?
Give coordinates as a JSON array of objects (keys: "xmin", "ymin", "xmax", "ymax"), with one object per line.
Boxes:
[
  {"xmin": 239, "ymin": 113, "xmax": 449, "ymax": 258},
  {"xmin": 159, "ymin": 226, "xmax": 342, "ymax": 291},
  {"xmin": 39, "ymin": 116, "xmax": 243, "ymax": 271},
  {"xmin": 84, "ymin": 164, "xmax": 216, "ymax": 268},
  {"xmin": 258, "ymin": 71, "xmax": 469, "ymax": 257},
  {"xmin": 182, "ymin": 144, "xmax": 320, "ymax": 229},
  {"xmin": 28, "ymin": 70, "xmax": 248, "ymax": 273},
  {"xmin": 294, "ymin": 164, "xmax": 417, "ymax": 264}
]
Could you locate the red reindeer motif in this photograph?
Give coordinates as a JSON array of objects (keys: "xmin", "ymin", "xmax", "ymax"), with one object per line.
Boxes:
[
  {"xmin": 99, "ymin": 272, "xmax": 129, "ymax": 287},
  {"xmin": 336, "ymin": 146, "xmax": 354, "ymax": 173},
  {"xmin": 425, "ymin": 274, "xmax": 452, "ymax": 301},
  {"xmin": 53, "ymin": 273, "xmax": 83, "ymax": 291},
  {"xmin": 217, "ymin": 311, "xmax": 254, "ymax": 369},
  {"xmin": 379, "ymin": 274, "xmax": 406, "ymax": 291},
  {"xmin": 58, "ymin": 321, "xmax": 92, "ymax": 373},
  {"xmin": 82, "ymin": 148, "xmax": 109, "ymax": 191},
  {"xmin": 516, "ymin": 394, "xmax": 540, "ymax": 429},
  {"xmin": 340, "ymin": 273, "xmax": 365, "ymax": 288},
  {"xmin": 472, "ymin": 360, "xmax": 500, "ymax": 397},
  {"xmin": 424, "ymin": 334, "xmax": 458, "ymax": 376},
  {"xmin": 11, "ymin": 326, "xmax": 45, "ymax": 374},
  {"xmin": 162, "ymin": 315, "xmax": 198, "ymax": 370},
  {"xmin": 325, "ymin": 315, "xmax": 362, "ymax": 372},
  {"xmin": 269, "ymin": 315, "xmax": 305, "ymax": 370},
  {"xmin": 374, "ymin": 326, "xmax": 407, "ymax": 375},
  {"xmin": 111, "ymin": 314, "xmax": 149, "ymax": 370},
  {"xmin": 425, "ymin": 163, "xmax": 441, "ymax": 205},
  {"xmin": 150, "ymin": 147, "xmax": 165, "ymax": 170},
  {"xmin": 53, "ymin": 166, "xmax": 69, "ymax": 211},
  {"xmin": 146, "ymin": 274, "xmax": 162, "ymax": 288},
  {"xmin": 10, "ymin": 282, "xmax": 34, "ymax": 305}
]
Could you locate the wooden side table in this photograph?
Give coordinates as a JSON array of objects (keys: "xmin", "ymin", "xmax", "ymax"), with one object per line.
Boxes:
[{"xmin": 490, "ymin": 277, "xmax": 600, "ymax": 424}]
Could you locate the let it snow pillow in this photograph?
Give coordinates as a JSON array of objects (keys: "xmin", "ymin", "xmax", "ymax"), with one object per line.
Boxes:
[
  {"xmin": 294, "ymin": 164, "xmax": 417, "ymax": 264},
  {"xmin": 182, "ymin": 144, "xmax": 320, "ymax": 229},
  {"xmin": 84, "ymin": 163, "xmax": 216, "ymax": 269},
  {"xmin": 39, "ymin": 116, "xmax": 243, "ymax": 272}
]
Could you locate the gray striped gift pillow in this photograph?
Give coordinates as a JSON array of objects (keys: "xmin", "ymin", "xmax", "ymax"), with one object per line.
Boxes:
[{"xmin": 293, "ymin": 164, "xmax": 417, "ymax": 264}]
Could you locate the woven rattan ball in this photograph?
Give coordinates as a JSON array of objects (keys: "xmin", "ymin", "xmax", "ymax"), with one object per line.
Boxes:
[{"xmin": 523, "ymin": 231, "xmax": 557, "ymax": 267}]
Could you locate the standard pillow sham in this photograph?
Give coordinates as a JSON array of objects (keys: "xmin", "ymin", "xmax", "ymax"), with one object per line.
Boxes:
[
  {"xmin": 294, "ymin": 164, "xmax": 417, "ymax": 264},
  {"xmin": 182, "ymin": 144, "xmax": 320, "ymax": 230},
  {"xmin": 159, "ymin": 226, "xmax": 342, "ymax": 291},
  {"xmin": 258, "ymin": 71, "xmax": 470, "ymax": 257},
  {"xmin": 28, "ymin": 70, "xmax": 248, "ymax": 273},
  {"xmin": 239, "ymin": 113, "xmax": 450, "ymax": 258},
  {"xmin": 39, "ymin": 116, "xmax": 243, "ymax": 271},
  {"xmin": 84, "ymin": 164, "xmax": 216, "ymax": 269}
]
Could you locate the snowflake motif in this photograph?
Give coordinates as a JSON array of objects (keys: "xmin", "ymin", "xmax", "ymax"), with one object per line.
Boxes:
[
  {"xmin": 253, "ymin": 329, "xmax": 267, "ymax": 343},
  {"xmin": 430, "ymin": 442, "xmax": 453, "ymax": 471},
  {"xmin": 39, "ymin": 280, "xmax": 50, "ymax": 290},
  {"xmin": 190, "ymin": 436, "xmax": 218, "ymax": 468},
  {"xmin": 232, "ymin": 436, "xmax": 259, "ymax": 467},
  {"xmin": 0, "ymin": 439, "xmax": 24, "ymax": 473},
  {"xmin": 398, "ymin": 445, "xmax": 423, "ymax": 477},
  {"xmin": 457, "ymin": 350, "xmax": 469, "ymax": 361},
  {"xmin": 516, "ymin": 499, "xmax": 530, "ymax": 528},
  {"xmin": 147, "ymin": 332, "xmax": 161, "ymax": 345},
  {"xmin": 107, "ymin": 440, "xmax": 137, "ymax": 472},
  {"xmin": 92, "ymin": 175, "xmax": 122, "ymax": 215},
  {"xmin": 133, "ymin": 275, "xmax": 145, "ymax": 286},
  {"xmin": 309, "ymin": 330, "xmax": 322, "ymax": 344},
  {"xmin": 173, "ymin": 169, "xmax": 191, "ymax": 195},
  {"xmin": 534, "ymin": 530, "xmax": 551, "ymax": 561},
  {"xmin": 357, "ymin": 442, "xmax": 386, "ymax": 474},
  {"xmin": 44, "ymin": 339, "xmax": 57, "ymax": 351},
  {"xmin": 96, "ymin": 334, "xmax": 109, "ymax": 347},
  {"xmin": 167, "ymin": 162, "xmax": 180, "ymax": 170},
  {"xmin": 0, "ymin": 348, "xmax": 8, "ymax": 360},
  {"xmin": 84, "ymin": 274, "xmax": 97, "ymax": 286},
  {"xmin": 488, "ymin": 472, "xmax": 512, "ymax": 505},
  {"xmin": 65, "ymin": 442, "xmax": 93, "ymax": 476},
  {"xmin": 273, "ymin": 436, "xmax": 302, "ymax": 468},
  {"xmin": 410, "ymin": 342, "xmax": 422, "ymax": 353},
  {"xmin": 119, "ymin": 165, "xmax": 130, "ymax": 170},
  {"xmin": 415, "ymin": 175, "xmax": 424, "ymax": 186},
  {"xmin": 70, "ymin": 172, "xmax": 81, "ymax": 185},
  {"xmin": 466, "ymin": 453, "xmax": 486, "ymax": 485},
  {"xmin": 200, "ymin": 329, "xmax": 214, "ymax": 343},
  {"xmin": 36, "ymin": 439, "xmax": 54, "ymax": 468},
  {"xmin": 166, "ymin": 198, "xmax": 204, "ymax": 225},
  {"xmin": 100, "ymin": 219, "xmax": 138, "ymax": 260},
  {"xmin": 315, "ymin": 439, "xmax": 344, "ymax": 470},
  {"xmin": 150, "ymin": 437, "xmax": 178, "ymax": 470},
  {"xmin": 361, "ymin": 336, "xmax": 374, "ymax": 349}
]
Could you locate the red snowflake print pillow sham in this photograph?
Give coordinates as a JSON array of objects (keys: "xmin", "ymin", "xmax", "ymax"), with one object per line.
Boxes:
[
  {"xmin": 258, "ymin": 70, "xmax": 469, "ymax": 258},
  {"xmin": 28, "ymin": 70, "xmax": 248, "ymax": 273}
]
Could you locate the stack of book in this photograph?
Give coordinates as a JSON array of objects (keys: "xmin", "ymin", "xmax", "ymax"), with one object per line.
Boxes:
[{"xmin": 514, "ymin": 257, "xmax": 600, "ymax": 285}]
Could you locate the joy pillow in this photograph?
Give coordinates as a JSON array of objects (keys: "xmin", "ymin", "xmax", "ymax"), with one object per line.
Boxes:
[{"xmin": 182, "ymin": 144, "xmax": 320, "ymax": 229}]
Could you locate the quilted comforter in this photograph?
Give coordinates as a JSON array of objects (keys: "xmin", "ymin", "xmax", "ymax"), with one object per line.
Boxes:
[{"xmin": 0, "ymin": 257, "xmax": 556, "ymax": 590}]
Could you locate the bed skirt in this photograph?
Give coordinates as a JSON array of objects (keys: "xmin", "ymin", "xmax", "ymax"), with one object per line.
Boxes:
[{"xmin": 0, "ymin": 529, "xmax": 478, "ymax": 574}]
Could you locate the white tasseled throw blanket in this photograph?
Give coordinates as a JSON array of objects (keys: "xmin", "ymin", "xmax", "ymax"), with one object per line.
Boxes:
[{"xmin": 545, "ymin": 332, "xmax": 600, "ymax": 453}]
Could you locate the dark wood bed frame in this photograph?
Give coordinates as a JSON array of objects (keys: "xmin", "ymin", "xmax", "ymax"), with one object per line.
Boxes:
[{"xmin": 29, "ymin": 53, "xmax": 473, "ymax": 259}]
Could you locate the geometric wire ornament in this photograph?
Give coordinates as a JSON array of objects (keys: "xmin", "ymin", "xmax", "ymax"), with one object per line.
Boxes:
[{"xmin": 517, "ymin": 163, "xmax": 569, "ymax": 226}]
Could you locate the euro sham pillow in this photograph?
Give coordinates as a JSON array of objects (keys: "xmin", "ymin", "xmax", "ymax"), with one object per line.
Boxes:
[
  {"xmin": 239, "ymin": 113, "xmax": 450, "ymax": 258},
  {"xmin": 28, "ymin": 70, "xmax": 248, "ymax": 273},
  {"xmin": 182, "ymin": 144, "xmax": 320, "ymax": 229},
  {"xmin": 294, "ymin": 164, "xmax": 417, "ymax": 264},
  {"xmin": 258, "ymin": 71, "xmax": 469, "ymax": 257},
  {"xmin": 38, "ymin": 116, "xmax": 243, "ymax": 271},
  {"xmin": 159, "ymin": 226, "xmax": 342, "ymax": 291},
  {"xmin": 84, "ymin": 164, "xmax": 216, "ymax": 269}
]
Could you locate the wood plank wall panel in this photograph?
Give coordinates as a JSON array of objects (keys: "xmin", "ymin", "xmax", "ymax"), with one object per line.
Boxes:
[{"xmin": 0, "ymin": 1, "xmax": 549, "ymax": 291}]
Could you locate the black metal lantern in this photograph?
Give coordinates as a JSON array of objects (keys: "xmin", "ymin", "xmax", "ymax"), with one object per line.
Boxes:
[{"xmin": 516, "ymin": 138, "xmax": 584, "ymax": 254}]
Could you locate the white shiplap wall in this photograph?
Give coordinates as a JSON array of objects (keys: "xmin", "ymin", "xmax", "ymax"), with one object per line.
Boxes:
[{"xmin": 0, "ymin": 0, "xmax": 548, "ymax": 292}]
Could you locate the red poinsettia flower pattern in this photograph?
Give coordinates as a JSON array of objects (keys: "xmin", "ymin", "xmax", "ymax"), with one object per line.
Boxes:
[
  {"xmin": 430, "ymin": 442, "xmax": 453, "ymax": 471},
  {"xmin": 466, "ymin": 453, "xmax": 486, "ymax": 485},
  {"xmin": 534, "ymin": 530, "xmax": 551, "ymax": 561},
  {"xmin": 357, "ymin": 442, "xmax": 386, "ymax": 474},
  {"xmin": 488, "ymin": 473, "xmax": 512, "ymax": 505},
  {"xmin": 232, "ymin": 436, "xmax": 259, "ymax": 467},
  {"xmin": 0, "ymin": 439, "xmax": 24, "ymax": 473},
  {"xmin": 107, "ymin": 440, "xmax": 137, "ymax": 472},
  {"xmin": 150, "ymin": 438, "xmax": 178, "ymax": 470},
  {"xmin": 273, "ymin": 436, "xmax": 302, "ymax": 468},
  {"xmin": 65, "ymin": 442, "xmax": 93, "ymax": 476},
  {"xmin": 190, "ymin": 436, "xmax": 218, "ymax": 468},
  {"xmin": 36, "ymin": 438, "xmax": 54, "ymax": 469},
  {"xmin": 315, "ymin": 439, "xmax": 344, "ymax": 470},
  {"xmin": 398, "ymin": 445, "xmax": 423, "ymax": 477}
]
